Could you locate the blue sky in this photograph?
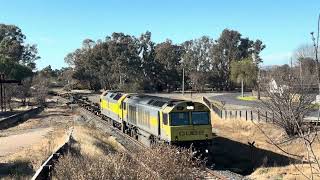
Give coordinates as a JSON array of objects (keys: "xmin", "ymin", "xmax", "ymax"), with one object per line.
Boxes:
[{"xmin": 0, "ymin": 0, "xmax": 319, "ymax": 69}]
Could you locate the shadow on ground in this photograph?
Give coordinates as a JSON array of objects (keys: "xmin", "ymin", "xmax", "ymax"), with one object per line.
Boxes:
[
  {"xmin": 0, "ymin": 111, "xmax": 21, "ymax": 119},
  {"xmin": 36, "ymin": 113, "xmax": 70, "ymax": 119},
  {"xmin": 0, "ymin": 160, "xmax": 34, "ymax": 178},
  {"xmin": 208, "ymin": 136, "xmax": 297, "ymax": 175}
]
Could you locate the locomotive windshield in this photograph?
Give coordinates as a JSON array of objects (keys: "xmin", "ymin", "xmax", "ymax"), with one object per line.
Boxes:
[
  {"xmin": 170, "ymin": 112, "xmax": 189, "ymax": 126},
  {"xmin": 191, "ymin": 112, "xmax": 209, "ymax": 125}
]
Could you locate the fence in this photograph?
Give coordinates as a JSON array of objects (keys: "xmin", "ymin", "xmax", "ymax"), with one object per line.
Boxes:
[
  {"xmin": 203, "ymin": 97, "xmax": 275, "ymax": 123},
  {"xmin": 220, "ymin": 109, "xmax": 276, "ymax": 123}
]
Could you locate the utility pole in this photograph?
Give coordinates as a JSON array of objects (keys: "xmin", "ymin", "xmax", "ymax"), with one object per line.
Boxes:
[
  {"xmin": 311, "ymin": 13, "xmax": 320, "ymax": 122},
  {"xmin": 311, "ymin": 14, "xmax": 320, "ymax": 96},
  {"xmin": 257, "ymin": 66, "xmax": 261, "ymax": 100},
  {"xmin": 241, "ymin": 79, "xmax": 244, "ymax": 97},
  {"xmin": 182, "ymin": 68, "xmax": 185, "ymax": 95},
  {"xmin": 299, "ymin": 59, "xmax": 303, "ymax": 85}
]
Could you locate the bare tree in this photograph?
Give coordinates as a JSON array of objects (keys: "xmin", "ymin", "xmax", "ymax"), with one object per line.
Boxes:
[
  {"xmin": 294, "ymin": 44, "xmax": 316, "ymax": 60},
  {"xmin": 258, "ymin": 67, "xmax": 320, "ymax": 179},
  {"xmin": 31, "ymin": 74, "xmax": 49, "ymax": 107},
  {"xmin": 15, "ymin": 78, "xmax": 32, "ymax": 106},
  {"xmin": 256, "ymin": 15, "xmax": 320, "ymax": 179},
  {"xmin": 260, "ymin": 67, "xmax": 317, "ymax": 136}
]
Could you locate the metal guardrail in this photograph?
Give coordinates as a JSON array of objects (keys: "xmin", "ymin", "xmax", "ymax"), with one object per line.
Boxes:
[
  {"xmin": 0, "ymin": 106, "xmax": 43, "ymax": 130},
  {"xmin": 31, "ymin": 128, "xmax": 73, "ymax": 180},
  {"xmin": 203, "ymin": 97, "xmax": 224, "ymax": 118}
]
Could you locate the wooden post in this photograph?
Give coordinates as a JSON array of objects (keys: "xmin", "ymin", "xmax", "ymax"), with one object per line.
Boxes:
[
  {"xmin": 225, "ymin": 110, "xmax": 227, "ymax": 119},
  {"xmin": 258, "ymin": 110, "xmax": 260, "ymax": 122},
  {"xmin": 235, "ymin": 111, "xmax": 238, "ymax": 120},
  {"xmin": 272, "ymin": 112, "xmax": 275, "ymax": 123},
  {"xmin": 246, "ymin": 110, "xmax": 248, "ymax": 120},
  {"xmin": 265, "ymin": 111, "xmax": 268, "ymax": 122},
  {"xmin": 251, "ymin": 111, "xmax": 253, "ymax": 121},
  {"xmin": 240, "ymin": 111, "xmax": 242, "ymax": 119}
]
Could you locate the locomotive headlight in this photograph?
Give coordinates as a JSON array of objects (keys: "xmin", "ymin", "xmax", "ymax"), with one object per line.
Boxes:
[
  {"xmin": 186, "ymin": 106, "xmax": 194, "ymax": 110},
  {"xmin": 205, "ymin": 149, "xmax": 209, "ymax": 153}
]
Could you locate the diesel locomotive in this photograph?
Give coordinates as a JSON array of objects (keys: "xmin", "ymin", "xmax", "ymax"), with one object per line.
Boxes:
[{"xmin": 100, "ymin": 90, "xmax": 213, "ymax": 151}]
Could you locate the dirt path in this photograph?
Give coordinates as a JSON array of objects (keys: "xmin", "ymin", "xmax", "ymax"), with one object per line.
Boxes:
[
  {"xmin": 0, "ymin": 127, "xmax": 52, "ymax": 157},
  {"xmin": 0, "ymin": 97, "xmax": 75, "ymax": 179}
]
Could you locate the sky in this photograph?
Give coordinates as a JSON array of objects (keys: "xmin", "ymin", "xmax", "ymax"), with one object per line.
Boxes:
[{"xmin": 0, "ymin": 0, "xmax": 319, "ymax": 70}]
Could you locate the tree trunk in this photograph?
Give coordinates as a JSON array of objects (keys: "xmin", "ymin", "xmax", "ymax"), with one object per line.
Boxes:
[{"xmin": 257, "ymin": 84, "xmax": 261, "ymax": 100}]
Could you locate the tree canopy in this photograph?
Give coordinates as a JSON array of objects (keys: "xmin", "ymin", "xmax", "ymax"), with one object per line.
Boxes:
[
  {"xmin": 0, "ymin": 24, "xmax": 39, "ymax": 70},
  {"xmin": 230, "ymin": 58, "xmax": 258, "ymax": 87},
  {"xmin": 65, "ymin": 29, "xmax": 265, "ymax": 92}
]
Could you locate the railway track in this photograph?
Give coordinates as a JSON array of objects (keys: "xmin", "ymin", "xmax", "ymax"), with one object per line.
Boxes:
[{"xmin": 66, "ymin": 94, "xmax": 234, "ymax": 180}]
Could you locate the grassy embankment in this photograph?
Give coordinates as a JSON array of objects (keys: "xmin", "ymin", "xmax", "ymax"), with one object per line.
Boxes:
[{"xmin": 211, "ymin": 111, "xmax": 320, "ymax": 180}]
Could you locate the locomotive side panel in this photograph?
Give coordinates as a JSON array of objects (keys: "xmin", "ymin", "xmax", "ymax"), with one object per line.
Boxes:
[{"xmin": 125, "ymin": 100, "xmax": 160, "ymax": 137}]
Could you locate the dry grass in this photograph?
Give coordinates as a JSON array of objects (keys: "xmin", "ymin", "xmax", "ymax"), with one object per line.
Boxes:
[
  {"xmin": 71, "ymin": 124, "xmax": 124, "ymax": 157},
  {"xmin": 250, "ymin": 164, "xmax": 320, "ymax": 180},
  {"xmin": 0, "ymin": 127, "xmax": 71, "ymax": 180},
  {"xmin": 53, "ymin": 145, "xmax": 205, "ymax": 180},
  {"xmin": 136, "ymin": 144, "xmax": 206, "ymax": 179},
  {"xmin": 53, "ymin": 124, "xmax": 206, "ymax": 180},
  {"xmin": 0, "ymin": 103, "xmax": 75, "ymax": 179},
  {"xmin": 211, "ymin": 112, "xmax": 320, "ymax": 179}
]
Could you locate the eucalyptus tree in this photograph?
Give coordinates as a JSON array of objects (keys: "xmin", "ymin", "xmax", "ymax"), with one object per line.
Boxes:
[
  {"xmin": 155, "ymin": 39, "xmax": 183, "ymax": 91},
  {"xmin": 181, "ymin": 36, "xmax": 214, "ymax": 91},
  {"xmin": 0, "ymin": 24, "xmax": 39, "ymax": 70},
  {"xmin": 211, "ymin": 29, "xmax": 265, "ymax": 90}
]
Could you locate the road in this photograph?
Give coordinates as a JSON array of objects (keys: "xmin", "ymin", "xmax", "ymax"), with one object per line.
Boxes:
[
  {"xmin": 209, "ymin": 92, "xmax": 262, "ymax": 110},
  {"xmin": 85, "ymin": 91, "xmax": 258, "ymax": 110}
]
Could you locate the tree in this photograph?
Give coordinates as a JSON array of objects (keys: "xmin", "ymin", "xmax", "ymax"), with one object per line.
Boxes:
[
  {"xmin": 14, "ymin": 78, "xmax": 32, "ymax": 106},
  {"xmin": 0, "ymin": 24, "xmax": 39, "ymax": 69},
  {"xmin": 31, "ymin": 74, "xmax": 49, "ymax": 107},
  {"xmin": 107, "ymin": 32, "xmax": 141, "ymax": 91},
  {"xmin": 138, "ymin": 31, "xmax": 159, "ymax": 91},
  {"xmin": 230, "ymin": 58, "xmax": 258, "ymax": 97},
  {"xmin": 65, "ymin": 39, "xmax": 102, "ymax": 91},
  {"xmin": 181, "ymin": 36, "xmax": 214, "ymax": 91},
  {"xmin": 0, "ymin": 24, "xmax": 39, "ymax": 111},
  {"xmin": 155, "ymin": 39, "xmax": 182, "ymax": 91},
  {"xmin": 211, "ymin": 29, "xmax": 265, "ymax": 90},
  {"xmin": 64, "ymin": 29, "xmax": 264, "ymax": 93},
  {"xmin": 258, "ymin": 64, "xmax": 320, "ymax": 179},
  {"xmin": 0, "ymin": 56, "xmax": 33, "ymax": 80}
]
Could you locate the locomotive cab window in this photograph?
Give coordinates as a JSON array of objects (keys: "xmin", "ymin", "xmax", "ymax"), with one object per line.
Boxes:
[
  {"xmin": 122, "ymin": 102, "xmax": 126, "ymax": 110},
  {"xmin": 191, "ymin": 112, "xmax": 209, "ymax": 125},
  {"xmin": 163, "ymin": 113, "xmax": 168, "ymax": 125},
  {"xmin": 170, "ymin": 112, "xmax": 189, "ymax": 126}
]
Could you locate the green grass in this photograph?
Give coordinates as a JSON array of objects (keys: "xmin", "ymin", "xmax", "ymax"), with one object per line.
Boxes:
[
  {"xmin": 237, "ymin": 96, "xmax": 258, "ymax": 101},
  {"xmin": 310, "ymin": 103, "xmax": 320, "ymax": 110}
]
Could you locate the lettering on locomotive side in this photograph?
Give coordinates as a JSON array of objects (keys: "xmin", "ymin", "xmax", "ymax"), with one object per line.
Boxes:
[{"xmin": 178, "ymin": 130, "xmax": 205, "ymax": 136}]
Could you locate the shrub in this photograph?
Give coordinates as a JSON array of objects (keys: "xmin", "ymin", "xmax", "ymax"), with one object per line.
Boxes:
[{"xmin": 53, "ymin": 144, "xmax": 205, "ymax": 180}]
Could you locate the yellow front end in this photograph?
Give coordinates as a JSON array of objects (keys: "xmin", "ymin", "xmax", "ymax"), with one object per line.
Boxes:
[
  {"xmin": 161, "ymin": 101, "xmax": 213, "ymax": 146},
  {"xmin": 170, "ymin": 125, "xmax": 212, "ymax": 142}
]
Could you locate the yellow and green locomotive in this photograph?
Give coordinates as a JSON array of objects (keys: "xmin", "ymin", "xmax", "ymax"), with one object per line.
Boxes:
[{"xmin": 100, "ymin": 90, "xmax": 212, "ymax": 151}]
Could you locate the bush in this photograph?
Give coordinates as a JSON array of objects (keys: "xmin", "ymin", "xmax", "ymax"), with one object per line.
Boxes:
[{"xmin": 53, "ymin": 144, "xmax": 205, "ymax": 180}]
